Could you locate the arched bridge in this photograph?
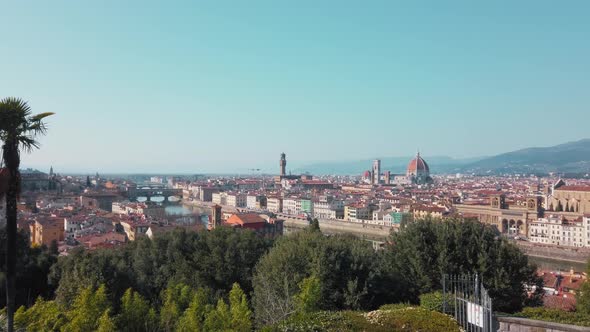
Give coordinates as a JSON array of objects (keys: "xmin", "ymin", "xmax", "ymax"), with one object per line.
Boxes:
[{"xmin": 127, "ymin": 187, "xmax": 183, "ymax": 202}]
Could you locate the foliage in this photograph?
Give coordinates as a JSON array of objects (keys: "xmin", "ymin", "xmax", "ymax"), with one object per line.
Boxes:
[
  {"xmin": 118, "ymin": 288, "xmax": 158, "ymax": 332},
  {"xmin": 0, "ymin": 227, "xmax": 58, "ymax": 309},
  {"xmin": 203, "ymin": 298, "xmax": 232, "ymax": 332},
  {"xmin": 366, "ymin": 307, "xmax": 463, "ymax": 331},
  {"xmin": 378, "ymin": 302, "xmax": 411, "ymax": 311},
  {"xmin": 293, "ymin": 275, "xmax": 322, "ymax": 314},
  {"xmin": 419, "ymin": 291, "xmax": 455, "ymax": 312},
  {"xmin": 176, "ymin": 288, "xmax": 211, "ymax": 332},
  {"xmin": 252, "ymin": 231, "xmax": 396, "ymax": 326},
  {"xmin": 263, "ymin": 307, "xmax": 462, "ymax": 332},
  {"xmin": 49, "ymin": 227, "xmax": 272, "ymax": 306},
  {"xmin": 10, "ymin": 282, "xmax": 255, "ymax": 332},
  {"xmin": 160, "ymin": 283, "xmax": 195, "ymax": 332},
  {"xmin": 385, "ymin": 217, "xmax": 543, "ymax": 313},
  {"xmin": 48, "ymin": 246, "xmax": 133, "ymax": 308},
  {"xmin": 229, "ymin": 283, "xmax": 253, "ymax": 332},
  {"xmin": 576, "ymin": 259, "xmax": 590, "ymax": 315},
  {"xmin": 62, "ymin": 284, "xmax": 110, "ymax": 331},
  {"xmin": 516, "ymin": 307, "xmax": 590, "ymax": 327},
  {"xmin": 97, "ymin": 309, "xmax": 116, "ymax": 332},
  {"xmin": 14, "ymin": 297, "xmax": 66, "ymax": 331},
  {"xmin": 309, "ymin": 218, "xmax": 320, "ymax": 232}
]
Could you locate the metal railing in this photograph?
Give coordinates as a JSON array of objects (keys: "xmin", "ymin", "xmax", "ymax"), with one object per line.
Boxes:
[{"xmin": 442, "ymin": 274, "xmax": 494, "ymax": 332}]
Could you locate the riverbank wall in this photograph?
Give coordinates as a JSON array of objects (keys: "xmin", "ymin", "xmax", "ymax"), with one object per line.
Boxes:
[
  {"xmin": 515, "ymin": 241, "xmax": 590, "ymax": 265},
  {"xmin": 282, "ymin": 217, "xmax": 391, "ymax": 240}
]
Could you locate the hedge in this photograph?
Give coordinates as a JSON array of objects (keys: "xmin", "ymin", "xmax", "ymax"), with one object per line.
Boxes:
[{"xmin": 262, "ymin": 307, "xmax": 462, "ymax": 332}]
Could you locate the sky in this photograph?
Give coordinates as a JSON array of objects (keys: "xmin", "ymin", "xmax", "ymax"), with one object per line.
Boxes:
[{"xmin": 1, "ymin": 1, "xmax": 589, "ymax": 173}]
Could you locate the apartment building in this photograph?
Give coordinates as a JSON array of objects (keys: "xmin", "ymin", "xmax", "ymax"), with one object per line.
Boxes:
[
  {"xmin": 528, "ymin": 215, "xmax": 590, "ymax": 247},
  {"xmin": 344, "ymin": 203, "xmax": 371, "ymax": 221},
  {"xmin": 266, "ymin": 197, "xmax": 282, "ymax": 213},
  {"xmin": 313, "ymin": 197, "xmax": 344, "ymax": 220},
  {"xmin": 283, "ymin": 197, "xmax": 298, "ymax": 215},
  {"xmin": 226, "ymin": 193, "xmax": 246, "ymax": 208},
  {"xmin": 212, "ymin": 192, "xmax": 227, "ymax": 206},
  {"xmin": 246, "ymin": 195, "xmax": 266, "ymax": 209}
]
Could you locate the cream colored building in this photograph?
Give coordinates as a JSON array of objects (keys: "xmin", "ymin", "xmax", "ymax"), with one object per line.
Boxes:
[
  {"xmin": 282, "ymin": 197, "xmax": 298, "ymax": 215},
  {"xmin": 226, "ymin": 193, "xmax": 246, "ymax": 208},
  {"xmin": 344, "ymin": 203, "xmax": 371, "ymax": 221},
  {"xmin": 266, "ymin": 197, "xmax": 282, "ymax": 213},
  {"xmin": 528, "ymin": 215, "xmax": 590, "ymax": 247},
  {"xmin": 212, "ymin": 192, "xmax": 227, "ymax": 205}
]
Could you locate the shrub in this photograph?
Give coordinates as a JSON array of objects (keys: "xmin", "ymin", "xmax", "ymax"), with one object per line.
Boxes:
[
  {"xmin": 262, "ymin": 307, "xmax": 462, "ymax": 332},
  {"xmin": 516, "ymin": 307, "xmax": 590, "ymax": 327},
  {"xmin": 370, "ymin": 307, "xmax": 462, "ymax": 332},
  {"xmin": 378, "ymin": 303, "xmax": 411, "ymax": 311},
  {"xmin": 419, "ymin": 291, "xmax": 455, "ymax": 312}
]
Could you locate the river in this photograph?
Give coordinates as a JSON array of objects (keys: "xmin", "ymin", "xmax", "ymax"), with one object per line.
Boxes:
[
  {"xmin": 164, "ymin": 204, "xmax": 209, "ymax": 225},
  {"xmin": 527, "ymin": 256, "xmax": 587, "ymax": 273}
]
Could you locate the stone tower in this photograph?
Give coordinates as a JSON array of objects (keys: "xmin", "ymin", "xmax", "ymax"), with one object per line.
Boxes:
[
  {"xmin": 280, "ymin": 153, "xmax": 287, "ymax": 177},
  {"xmin": 210, "ymin": 204, "xmax": 222, "ymax": 230},
  {"xmin": 372, "ymin": 159, "xmax": 381, "ymax": 184}
]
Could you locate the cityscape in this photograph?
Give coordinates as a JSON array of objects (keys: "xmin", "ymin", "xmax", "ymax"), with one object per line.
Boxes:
[{"xmin": 2, "ymin": 1, "xmax": 590, "ymax": 332}]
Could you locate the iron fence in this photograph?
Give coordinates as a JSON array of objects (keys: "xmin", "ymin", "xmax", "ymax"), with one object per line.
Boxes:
[{"xmin": 442, "ymin": 274, "xmax": 494, "ymax": 332}]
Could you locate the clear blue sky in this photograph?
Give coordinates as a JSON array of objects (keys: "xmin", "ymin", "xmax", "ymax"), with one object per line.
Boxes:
[{"xmin": 1, "ymin": 1, "xmax": 588, "ymax": 173}]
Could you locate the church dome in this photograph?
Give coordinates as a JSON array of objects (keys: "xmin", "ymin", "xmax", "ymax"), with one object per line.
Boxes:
[
  {"xmin": 363, "ymin": 170, "xmax": 371, "ymax": 178},
  {"xmin": 407, "ymin": 153, "xmax": 430, "ymax": 175}
]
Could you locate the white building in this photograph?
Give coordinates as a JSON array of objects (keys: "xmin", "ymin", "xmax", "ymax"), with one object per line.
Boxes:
[
  {"xmin": 528, "ymin": 215, "xmax": 590, "ymax": 247},
  {"xmin": 266, "ymin": 197, "xmax": 282, "ymax": 213},
  {"xmin": 150, "ymin": 176, "xmax": 164, "ymax": 184},
  {"xmin": 64, "ymin": 217, "xmax": 82, "ymax": 239},
  {"xmin": 226, "ymin": 193, "xmax": 246, "ymax": 208},
  {"xmin": 313, "ymin": 197, "xmax": 344, "ymax": 220},
  {"xmin": 246, "ymin": 195, "xmax": 257, "ymax": 209},
  {"xmin": 283, "ymin": 197, "xmax": 298, "ymax": 215},
  {"xmin": 212, "ymin": 192, "xmax": 227, "ymax": 206},
  {"xmin": 246, "ymin": 195, "xmax": 266, "ymax": 210}
]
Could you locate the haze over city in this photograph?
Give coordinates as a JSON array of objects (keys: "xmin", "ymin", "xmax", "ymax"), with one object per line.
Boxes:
[{"xmin": 1, "ymin": 1, "xmax": 589, "ymax": 173}]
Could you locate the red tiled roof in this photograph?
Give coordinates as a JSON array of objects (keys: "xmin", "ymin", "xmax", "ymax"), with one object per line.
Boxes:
[
  {"xmin": 407, "ymin": 153, "xmax": 429, "ymax": 173},
  {"xmin": 225, "ymin": 213, "xmax": 266, "ymax": 225},
  {"xmin": 544, "ymin": 295, "xmax": 576, "ymax": 311},
  {"xmin": 555, "ymin": 186, "xmax": 590, "ymax": 192}
]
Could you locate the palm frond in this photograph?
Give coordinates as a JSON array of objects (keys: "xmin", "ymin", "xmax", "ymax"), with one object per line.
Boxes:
[
  {"xmin": 27, "ymin": 120, "xmax": 49, "ymax": 136},
  {"xmin": 0, "ymin": 98, "xmax": 54, "ymax": 153},
  {"xmin": 16, "ymin": 135, "xmax": 40, "ymax": 153},
  {"xmin": 30, "ymin": 112, "xmax": 55, "ymax": 121}
]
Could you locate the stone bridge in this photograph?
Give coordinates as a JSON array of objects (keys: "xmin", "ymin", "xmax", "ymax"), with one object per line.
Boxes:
[{"xmin": 127, "ymin": 187, "xmax": 183, "ymax": 202}]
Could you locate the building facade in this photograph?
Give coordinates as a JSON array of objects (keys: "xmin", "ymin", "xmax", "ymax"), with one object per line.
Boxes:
[
  {"xmin": 266, "ymin": 197, "xmax": 282, "ymax": 213},
  {"xmin": 226, "ymin": 193, "xmax": 246, "ymax": 208},
  {"xmin": 529, "ymin": 215, "xmax": 590, "ymax": 247},
  {"xmin": 30, "ymin": 217, "xmax": 65, "ymax": 246}
]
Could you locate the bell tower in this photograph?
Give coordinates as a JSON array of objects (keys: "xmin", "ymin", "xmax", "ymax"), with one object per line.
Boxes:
[{"xmin": 280, "ymin": 153, "xmax": 287, "ymax": 177}]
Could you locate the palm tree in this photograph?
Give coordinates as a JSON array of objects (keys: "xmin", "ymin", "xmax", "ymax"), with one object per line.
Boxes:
[{"xmin": 0, "ymin": 97, "xmax": 53, "ymax": 332}]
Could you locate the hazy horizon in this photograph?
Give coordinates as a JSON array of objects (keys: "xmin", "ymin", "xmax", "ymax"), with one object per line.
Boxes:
[{"xmin": 2, "ymin": 1, "xmax": 589, "ymax": 173}]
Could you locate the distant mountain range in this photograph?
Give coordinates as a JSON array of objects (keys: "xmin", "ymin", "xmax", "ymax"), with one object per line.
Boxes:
[
  {"xmin": 461, "ymin": 139, "xmax": 590, "ymax": 175},
  {"xmin": 294, "ymin": 139, "xmax": 590, "ymax": 176}
]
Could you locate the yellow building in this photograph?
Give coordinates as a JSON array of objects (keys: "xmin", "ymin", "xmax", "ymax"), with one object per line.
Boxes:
[{"xmin": 30, "ymin": 217, "xmax": 64, "ymax": 247}]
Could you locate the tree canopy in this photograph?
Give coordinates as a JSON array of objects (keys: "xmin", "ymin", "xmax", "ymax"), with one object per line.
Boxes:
[{"xmin": 385, "ymin": 217, "xmax": 543, "ymax": 312}]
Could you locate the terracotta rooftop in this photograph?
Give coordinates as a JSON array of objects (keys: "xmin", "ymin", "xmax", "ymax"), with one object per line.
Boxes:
[
  {"xmin": 555, "ymin": 186, "xmax": 590, "ymax": 192},
  {"xmin": 225, "ymin": 213, "xmax": 266, "ymax": 225}
]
